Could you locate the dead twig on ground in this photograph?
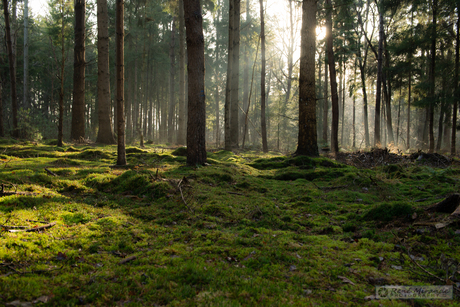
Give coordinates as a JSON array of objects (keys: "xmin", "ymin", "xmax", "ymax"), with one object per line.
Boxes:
[
  {"xmin": 2, "ymin": 222, "xmax": 57, "ymax": 233},
  {"xmin": 44, "ymin": 168, "xmax": 58, "ymax": 177},
  {"xmin": 178, "ymin": 178, "xmax": 193, "ymax": 213}
]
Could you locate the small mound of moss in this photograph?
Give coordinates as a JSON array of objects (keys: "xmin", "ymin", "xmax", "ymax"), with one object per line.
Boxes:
[
  {"xmin": 108, "ymin": 170, "xmax": 170, "ymax": 198},
  {"xmin": 43, "ymin": 139, "xmax": 59, "ymax": 145},
  {"xmin": 273, "ymin": 170, "xmax": 344, "ymax": 181},
  {"xmin": 65, "ymin": 146, "xmax": 79, "ymax": 152},
  {"xmin": 126, "ymin": 147, "xmax": 147, "ymax": 154},
  {"xmin": 364, "ymin": 202, "xmax": 413, "ymax": 222},
  {"xmin": 249, "ymin": 155, "xmax": 317, "ymax": 170},
  {"xmin": 172, "ymin": 147, "xmax": 187, "ymax": 156},
  {"xmin": 70, "ymin": 149, "xmax": 113, "ymax": 160},
  {"xmin": 51, "ymin": 158, "xmax": 81, "ymax": 166}
]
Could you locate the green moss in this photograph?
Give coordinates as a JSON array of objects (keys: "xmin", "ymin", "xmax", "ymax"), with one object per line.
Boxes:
[
  {"xmin": 171, "ymin": 147, "xmax": 187, "ymax": 156},
  {"xmin": 69, "ymin": 149, "xmax": 113, "ymax": 160},
  {"xmin": 364, "ymin": 202, "xmax": 413, "ymax": 222}
]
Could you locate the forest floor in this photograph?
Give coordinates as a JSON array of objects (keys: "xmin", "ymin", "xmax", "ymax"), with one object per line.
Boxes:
[{"xmin": 0, "ymin": 138, "xmax": 459, "ymax": 306}]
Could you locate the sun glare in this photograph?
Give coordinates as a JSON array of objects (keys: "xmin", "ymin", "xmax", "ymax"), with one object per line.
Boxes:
[{"xmin": 316, "ymin": 26, "xmax": 326, "ymax": 40}]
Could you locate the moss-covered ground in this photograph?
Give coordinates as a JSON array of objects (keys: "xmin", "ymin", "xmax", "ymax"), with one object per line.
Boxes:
[{"xmin": 0, "ymin": 140, "xmax": 459, "ymax": 306}]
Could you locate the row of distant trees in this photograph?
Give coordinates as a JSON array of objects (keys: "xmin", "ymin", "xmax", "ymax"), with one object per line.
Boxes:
[{"xmin": 0, "ymin": 0, "xmax": 459, "ymax": 161}]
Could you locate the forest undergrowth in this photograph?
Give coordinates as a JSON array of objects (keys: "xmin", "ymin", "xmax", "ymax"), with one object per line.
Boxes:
[{"xmin": 0, "ymin": 138, "xmax": 459, "ymax": 306}]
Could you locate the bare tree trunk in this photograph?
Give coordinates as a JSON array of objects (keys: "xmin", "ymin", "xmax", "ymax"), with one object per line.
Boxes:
[
  {"xmin": 295, "ymin": 0, "xmax": 318, "ymax": 156},
  {"xmin": 58, "ymin": 1, "xmax": 65, "ymax": 146},
  {"xmin": 429, "ymin": 0, "xmax": 437, "ymax": 153},
  {"xmin": 2, "ymin": 0, "xmax": 18, "ymax": 138},
  {"xmin": 116, "ymin": 0, "xmax": 126, "ymax": 165},
  {"xmin": 230, "ymin": 0, "xmax": 241, "ymax": 148},
  {"xmin": 71, "ymin": 0, "xmax": 86, "ymax": 141},
  {"xmin": 260, "ymin": 0, "xmax": 267, "ymax": 152},
  {"xmin": 326, "ymin": 0, "xmax": 339, "ymax": 153},
  {"xmin": 23, "ymin": 0, "xmax": 29, "ymax": 110},
  {"xmin": 168, "ymin": 17, "xmax": 176, "ymax": 144},
  {"xmin": 374, "ymin": 6, "xmax": 383, "ymax": 146},
  {"xmin": 96, "ymin": 0, "xmax": 115, "ymax": 144},
  {"xmin": 452, "ymin": 5, "xmax": 459, "ymax": 155},
  {"xmin": 224, "ymin": 0, "xmax": 234, "ymax": 151},
  {"xmin": 322, "ymin": 54, "xmax": 328, "ymax": 145},
  {"xmin": 241, "ymin": 0, "xmax": 250, "ymax": 142},
  {"xmin": 177, "ymin": 0, "xmax": 186, "ymax": 145},
  {"xmin": 184, "ymin": 0, "xmax": 206, "ymax": 165},
  {"xmin": 383, "ymin": 30, "xmax": 394, "ymax": 144}
]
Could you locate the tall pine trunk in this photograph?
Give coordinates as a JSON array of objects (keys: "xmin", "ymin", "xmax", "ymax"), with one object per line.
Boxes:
[
  {"xmin": 96, "ymin": 0, "xmax": 115, "ymax": 144},
  {"xmin": 259, "ymin": 0, "xmax": 267, "ymax": 152},
  {"xmin": 295, "ymin": 0, "xmax": 318, "ymax": 156},
  {"xmin": 428, "ymin": 0, "xmax": 437, "ymax": 152},
  {"xmin": 184, "ymin": 0, "xmax": 206, "ymax": 165},
  {"xmin": 177, "ymin": 0, "xmax": 186, "ymax": 145},
  {"xmin": 452, "ymin": 4, "xmax": 459, "ymax": 155},
  {"xmin": 116, "ymin": 0, "xmax": 126, "ymax": 165},
  {"xmin": 168, "ymin": 17, "xmax": 176, "ymax": 144},
  {"xmin": 224, "ymin": 0, "xmax": 234, "ymax": 150},
  {"xmin": 2, "ymin": 0, "xmax": 18, "ymax": 138},
  {"xmin": 230, "ymin": 0, "xmax": 241, "ymax": 148},
  {"xmin": 71, "ymin": 0, "xmax": 86, "ymax": 141},
  {"xmin": 374, "ymin": 6, "xmax": 384, "ymax": 146},
  {"xmin": 325, "ymin": 0, "xmax": 339, "ymax": 153}
]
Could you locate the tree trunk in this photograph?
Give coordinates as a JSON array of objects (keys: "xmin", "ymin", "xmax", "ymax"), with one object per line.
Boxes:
[
  {"xmin": 177, "ymin": 0, "xmax": 186, "ymax": 145},
  {"xmin": 2, "ymin": 0, "xmax": 18, "ymax": 138},
  {"xmin": 58, "ymin": 1, "xmax": 65, "ymax": 147},
  {"xmin": 184, "ymin": 0, "xmax": 206, "ymax": 165},
  {"xmin": 429, "ymin": 0, "xmax": 437, "ymax": 153},
  {"xmin": 224, "ymin": 0, "xmax": 234, "ymax": 151},
  {"xmin": 383, "ymin": 30, "xmax": 394, "ymax": 145},
  {"xmin": 0, "ymin": 69, "xmax": 3, "ymax": 137},
  {"xmin": 241, "ymin": 0, "xmax": 250, "ymax": 143},
  {"xmin": 452, "ymin": 4, "xmax": 459, "ymax": 155},
  {"xmin": 71, "ymin": 0, "xmax": 86, "ymax": 141},
  {"xmin": 295, "ymin": 0, "xmax": 318, "ymax": 157},
  {"xmin": 322, "ymin": 53, "xmax": 328, "ymax": 145},
  {"xmin": 116, "ymin": 0, "xmax": 126, "ymax": 165},
  {"xmin": 374, "ymin": 6, "xmax": 383, "ymax": 147},
  {"xmin": 259, "ymin": 0, "xmax": 267, "ymax": 153},
  {"xmin": 23, "ymin": 0, "xmax": 29, "ymax": 110},
  {"xmin": 325, "ymin": 0, "xmax": 339, "ymax": 153},
  {"xmin": 96, "ymin": 0, "xmax": 115, "ymax": 144},
  {"xmin": 230, "ymin": 0, "xmax": 241, "ymax": 148},
  {"xmin": 168, "ymin": 17, "xmax": 176, "ymax": 144}
]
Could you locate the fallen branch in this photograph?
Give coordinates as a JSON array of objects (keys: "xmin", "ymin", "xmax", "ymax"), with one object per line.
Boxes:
[
  {"xmin": 3, "ymin": 222, "xmax": 57, "ymax": 233},
  {"xmin": 178, "ymin": 178, "xmax": 193, "ymax": 213},
  {"xmin": 44, "ymin": 168, "xmax": 58, "ymax": 177},
  {"xmin": 119, "ymin": 255, "xmax": 137, "ymax": 265},
  {"xmin": 228, "ymin": 192, "xmax": 244, "ymax": 196}
]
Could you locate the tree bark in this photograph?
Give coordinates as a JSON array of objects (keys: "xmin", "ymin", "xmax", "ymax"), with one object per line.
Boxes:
[
  {"xmin": 374, "ymin": 5, "xmax": 383, "ymax": 147},
  {"xmin": 184, "ymin": 0, "xmax": 206, "ymax": 165},
  {"xmin": 71, "ymin": 0, "xmax": 86, "ymax": 141},
  {"xmin": 96, "ymin": 0, "xmax": 115, "ymax": 144},
  {"xmin": 325, "ymin": 0, "xmax": 339, "ymax": 153},
  {"xmin": 230, "ymin": 0, "xmax": 241, "ymax": 148},
  {"xmin": 58, "ymin": 0, "xmax": 66, "ymax": 147},
  {"xmin": 428, "ymin": 0, "xmax": 437, "ymax": 153},
  {"xmin": 224, "ymin": 0, "xmax": 234, "ymax": 150},
  {"xmin": 259, "ymin": 0, "xmax": 267, "ymax": 153},
  {"xmin": 452, "ymin": 4, "xmax": 459, "ymax": 155},
  {"xmin": 23, "ymin": 0, "xmax": 29, "ymax": 110},
  {"xmin": 116, "ymin": 0, "xmax": 126, "ymax": 165},
  {"xmin": 2, "ymin": 0, "xmax": 18, "ymax": 138},
  {"xmin": 177, "ymin": 0, "xmax": 186, "ymax": 145},
  {"xmin": 322, "ymin": 53, "xmax": 328, "ymax": 145},
  {"xmin": 168, "ymin": 17, "xmax": 176, "ymax": 144},
  {"xmin": 295, "ymin": 0, "xmax": 318, "ymax": 157}
]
